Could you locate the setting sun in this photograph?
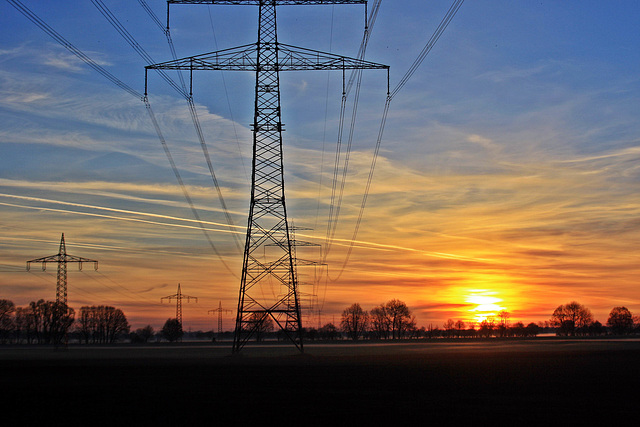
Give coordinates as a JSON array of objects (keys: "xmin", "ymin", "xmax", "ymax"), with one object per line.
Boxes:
[{"xmin": 466, "ymin": 290, "xmax": 505, "ymax": 323}]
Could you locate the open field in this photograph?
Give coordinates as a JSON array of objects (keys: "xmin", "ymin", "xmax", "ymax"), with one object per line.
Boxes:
[{"xmin": 2, "ymin": 339, "xmax": 639, "ymax": 425}]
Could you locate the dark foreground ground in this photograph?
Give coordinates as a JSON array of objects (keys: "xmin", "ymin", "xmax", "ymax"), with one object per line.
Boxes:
[{"xmin": 2, "ymin": 338, "xmax": 639, "ymax": 425}]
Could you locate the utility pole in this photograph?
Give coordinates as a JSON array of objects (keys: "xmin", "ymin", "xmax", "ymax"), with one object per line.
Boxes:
[
  {"xmin": 26, "ymin": 233, "xmax": 98, "ymax": 307},
  {"xmin": 161, "ymin": 283, "xmax": 198, "ymax": 327},
  {"xmin": 209, "ymin": 301, "xmax": 232, "ymax": 335},
  {"xmin": 148, "ymin": 1, "xmax": 388, "ymax": 353}
]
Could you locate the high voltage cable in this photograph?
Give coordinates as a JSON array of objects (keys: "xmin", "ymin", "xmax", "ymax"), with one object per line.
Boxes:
[
  {"xmin": 93, "ymin": 0, "xmax": 242, "ymax": 252},
  {"xmin": 390, "ymin": 0, "xmax": 464, "ymax": 100},
  {"xmin": 137, "ymin": 0, "xmax": 165, "ymax": 33},
  {"xmin": 144, "ymin": 101, "xmax": 239, "ymax": 277},
  {"xmin": 314, "ymin": 5, "xmax": 335, "ymax": 232},
  {"xmin": 135, "ymin": 0, "xmax": 243, "ymax": 252},
  {"xmin": 6, "ymin": 0, "xmax": 143, "ymax": 99},
  {"xmin": 207, "ymin": 5, "xmax": 249, "ymax": 183},
  {"xmin": 91, "ymin": 0, "xmax": 188, "ymax": 98},
  {"xmin": 323, "ymin": 0, "xmax": 382, "ymax": 261},
  {"xmin": 6, "ymin": 0, "xmax": 238, "ymax": 276},
  {"xmin": 319, "ymin": 0, "xmax": 383, "ymax": 311},
  {"xmin": 329, "ymin": 0, "xmax": 465, "ymax": 281}
]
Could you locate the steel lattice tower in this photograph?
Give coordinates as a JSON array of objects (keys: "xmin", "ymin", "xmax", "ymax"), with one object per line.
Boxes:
[
  {"xmin": 148, "ymin": 0, "xmax": 388, "ymax": 353},
  {"xmin": 209, "ymin": 301, "xmax": 232, "ymax": 334},
  {"xmin": 162, "ymin": 283, "xmax": 198, "ymax": 326},
  {"xmin": 26, "ymin": 233, "xmax": 98, "ymax": 307}
]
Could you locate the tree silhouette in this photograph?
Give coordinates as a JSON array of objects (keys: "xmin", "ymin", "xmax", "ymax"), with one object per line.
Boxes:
[
  {"xmin": 443, "ymin": 319, "xmax": 455, "ymax": 338},
  {"xmin": 341, "ymin": 303, "xmax": 369, "ymax": 341},
  {"xmin": 478, "ymin": 317, "xmax": 495, "ymax": 338},
  {"xmin": 370, "ymin": 299, "xmax": 415, "ymax": 339},
  {"xmin": 161, "ymin": 318, "xmax": 183, "ymax": 342},
  {"xmin": 551, "ymin": 301, "xmax": 593, "ymax": 336},
  {"xmin": 138, "ymin": 325, "xmax": 155, "ymax": 343},
  {"xmin": 318, "ymin": 323, "xmax": 339, "ymax": 340},
  {"xmin": 0, "ymin": 299, "xmax": 15, "ymax": 343},
  {"xmin": 607, "ymin": 306, "xmax": 633, "ymax": 335},
  {"xmin": 77, "ymin": 306, "xmax": 130, "ymax": 344},
  {"xmin": 497, "ymin": 310, "xmax": 510, "ymax": 337},
  {"xmin": 525, "ymin": 322, "xmax": 540, "ymax": 337},
  {"xmin": 247, "ymin": 312, "xmax": 274, "ymax": 342},
  {"xmin": 370, "ymin": 305, "xmax": 390, "ymax": 339}
]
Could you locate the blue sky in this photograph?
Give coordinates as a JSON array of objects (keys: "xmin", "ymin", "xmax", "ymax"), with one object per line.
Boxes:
[{"xmin": 1, "ymin": 1, "xmax": 639, "ymax": 330}]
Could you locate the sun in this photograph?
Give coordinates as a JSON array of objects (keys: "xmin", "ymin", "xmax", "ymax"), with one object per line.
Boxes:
[{"xmin": 466, "ymin": 290, "xmax": 506, "ymax": 324}]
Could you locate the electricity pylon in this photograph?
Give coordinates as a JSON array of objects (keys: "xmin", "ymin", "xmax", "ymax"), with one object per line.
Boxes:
[
  {"xmin": 26, "ymin": 233, "xmax": 98, "ymax": 307},
  {"xmin": 148, "ymin": 0, "xmax": 388, "ymax": 353},
  {"xmin": 161, "ymin": 283, "xmax": 198, "ymax": 327},
  {"xmin": 209, "ymin": 301, "xmax": 232, "ymax": 334}
]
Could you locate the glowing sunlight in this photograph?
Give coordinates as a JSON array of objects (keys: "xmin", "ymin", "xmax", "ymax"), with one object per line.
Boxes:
[{"xmin": 466, "ymin": 290, "xmax": 505, "ymax": 324}]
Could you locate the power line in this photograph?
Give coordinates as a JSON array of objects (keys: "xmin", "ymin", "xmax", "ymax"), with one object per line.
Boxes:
[
  {"xmin": 329, "ymin": 0, "xmax": 465, "ymax": 281},
  {"xmin": 8, "ymin": 0, "xmax": 239, "ymax": 275},
  {"xmin": 390, "ymin": 0, "xmax": 464, "ymax": 100},
  {"xmin": 91, "ymin": 0, "xmax": 188, "ymax": 98},
  {"xmin": 6, "ymin": 0, "xmax": 143, "ymax": 99},
  {"xmin": 135, "ymin": 0, "xmax": 243, "ymax": 252},
  {"xmin": 323, "ymin": 0, "xmax": 383, "ymax": 259}
]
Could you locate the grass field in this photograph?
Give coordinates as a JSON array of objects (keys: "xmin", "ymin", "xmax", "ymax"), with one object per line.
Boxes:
[{"xmin": 2, "ymin": 339, "xmax": 638, "ymax": 425}]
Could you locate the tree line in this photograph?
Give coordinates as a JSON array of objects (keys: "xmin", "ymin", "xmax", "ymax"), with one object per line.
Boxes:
[
  {"xmin": 0, "ymin": 298, "xmax": 208, "ymax": 345},
  {"xmin": 331, "ymin": 300, "xmax": 640, "ymax": 341},
  {"xmin": 3, "ymin": 297, "xmax": 639, "ymax": 345},
  {"xmin": 549, "ymin": 302, "xmax": 639, "ymax": 336},
  {"xmin": 0, "ymin": 299, "xmax": 131, "ymax": 345}
]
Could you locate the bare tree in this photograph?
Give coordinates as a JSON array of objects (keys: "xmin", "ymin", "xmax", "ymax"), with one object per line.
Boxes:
[
  {"xmin": 525, "ymin": 322, "xmax": 540, "ymax": 337},
  {"xmin": 454, "ymin": 320, "xmax": 466, "ymax": 338},
  {"xmin": 318, "ymin": 323, "xmax": 339, "ymax": 340},
  {"xmin": 24, "ymin": 300, "xmax": 75, "ymax": 346},
  {"xmin": 478, "ymin": 317, "xmax": 495, "ymax": 338},
  {"xmin": 443, "ymin": 319, "xmax": 455, "ymax": 338},
  {"xmin": 370, "ymin": 305, "xmax": 390, "ymax": 339},
  {"xmin": 161, "ymin": 318, "xmax": 183, "ymax": 342},
  {"xmin": 340, "ymin": 303, "xmax": 369, "ymax": 341},
  {"xmin": 0, "ymin": 299, "xmax": 15, "ymax": 343},
  {"xmin": 77, "ymin": 306, "xmax": 130, "ymax": 344},
  {"xmin": 370, "ymin": 300, "xmax": 414, "ymax": 339},
  {"xmin": 550, "ymin": 301, "xmax": 593, "ymax": 336},
  {"xmin": 137, "ymin": 325, "xmax": 155, "ymax": 343},
  {"xmin": 247, "ymin": 312, "xmax": 274, "ymax": 342},
  {"xmin": 497, "ymin": 310, "xmax": 510, "ymax": 337},
  {"xmin": 607, "ymin": 306, "xmax": 633, "ymax": 335}
]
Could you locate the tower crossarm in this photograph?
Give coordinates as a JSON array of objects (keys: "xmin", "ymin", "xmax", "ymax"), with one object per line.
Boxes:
[
  {"xmin": 161, "ymin": 294, "xmax": 198, "ymax": 303},
  {"xmin": 26, "ymin": 253, "xmax": 98, "ymax": 271},
  {"xmin": 168, "ymin": 1, "xmax": 367, "ymax": 6},
  {"xmin": 146, "ymin": 43, "xmax": 388, "ymax": 72}
]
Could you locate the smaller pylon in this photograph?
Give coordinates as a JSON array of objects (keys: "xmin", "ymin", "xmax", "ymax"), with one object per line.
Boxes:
[
  {"xmin": 26, "ymin": 233, "xmax": 98, "ymax": 307},
  {"xmin": 161, "ymin": 283, "xmax": 197, "ymax": 327},
  {"xmin": 208, "ymin": 301, "xmax": 231, "ymax": 335}
]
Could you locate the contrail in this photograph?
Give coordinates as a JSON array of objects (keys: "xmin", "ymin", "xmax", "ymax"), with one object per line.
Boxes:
[
  {"xmin": 0, "ymin": 193, "xmax": 244, "ymax": 229},
  {"xmin": 2, "ymin": 236, "xmax": 223, "ymax": 260},
  {"xmin": 0, "ymin": 201, "xmax": 242, "ymax": 236},
  {"xmin": 1, "ymin": 196, "xmax": 491, "ymax": 263}
]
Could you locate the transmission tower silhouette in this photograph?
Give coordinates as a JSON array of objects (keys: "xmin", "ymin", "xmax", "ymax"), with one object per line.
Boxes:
[
  {"xmin": 148, "ymin": 0, "xmax": 388, "ymax": 353},
  {"xmin": 161, "ymin": 283, "xmax": 198, "ymax": 327},
  {"xmin": 26, "ymin": 233, "xmax": 98, "ymax": 307},
  {"xmin": 209, "ymin": 301, "xmax": 232, "ymax": 335}
]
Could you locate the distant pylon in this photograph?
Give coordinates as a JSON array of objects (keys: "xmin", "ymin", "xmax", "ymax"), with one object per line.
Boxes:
[
  {"xmin": 161, "ymin": 283, "xmax": 198, "ymax": 327},
  {"xmin": 26, "ymin": 233, "xmax": 98, "ymax": 307},
  {"xmin": 208, "ymin": 301, "xmax": 232, "ymax": 335}
]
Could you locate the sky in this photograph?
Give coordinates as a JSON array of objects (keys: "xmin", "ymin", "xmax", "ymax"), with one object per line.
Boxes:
[{"xmin": 1, "ymin": 0, "xmax": 639, "ymax": 332}]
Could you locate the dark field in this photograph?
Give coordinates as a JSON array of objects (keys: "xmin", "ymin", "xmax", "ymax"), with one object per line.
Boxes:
[{"xmin": 2, "ymin": 339, "xmax": 639, "ymax": 425}]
